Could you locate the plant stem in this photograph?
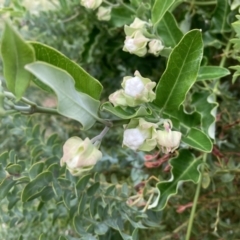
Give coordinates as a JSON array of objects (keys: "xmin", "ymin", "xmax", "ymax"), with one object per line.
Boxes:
[
  {"xmin": 187, "ymin": 0, "xmax": 217, "ymax": 5},
  {"xmin": 185, "ymin": 153, "xmax": 207, "ymax": 240}
]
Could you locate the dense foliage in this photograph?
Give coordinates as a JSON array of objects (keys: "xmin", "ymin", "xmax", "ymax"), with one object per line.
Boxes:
[{"xmin": 0, "ymin": 0, "xmax": 240, "ymax": 239}]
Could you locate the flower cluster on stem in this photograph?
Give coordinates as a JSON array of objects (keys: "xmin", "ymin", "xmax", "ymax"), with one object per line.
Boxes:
[{"xmin": 123, "ymin": 17, "xmax": 164, "ymax": 57}]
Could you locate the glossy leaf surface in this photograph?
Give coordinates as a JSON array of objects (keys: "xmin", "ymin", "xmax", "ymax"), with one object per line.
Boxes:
[
  {"xmin": 182, "ymin": 128, "xmax": 213, "ymax": 152},
  {"xmin": 152, "ymin": 0, "xmax": 175, "ymax": 26},
  {"xmin": 154, "ymin": 30, "xmax": 203, "ymax": 111},
  {"xmin": 157, "ymin": 11, "xmax": 183, "ymax": 48}
]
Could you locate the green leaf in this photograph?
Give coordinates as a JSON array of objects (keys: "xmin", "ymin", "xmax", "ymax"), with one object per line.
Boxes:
[
  {"xmin": 94, "ymin": 223, "xmax": 109, "ymax": 235},
  {"xmin": 87, "ymin": 182, "xmax": 100, "ymax": 197},
  {"xmin": 0, "ymin": 22, "xmax": 35, "ymax": 100},
  {"xmin": 29, "ymin": 42, "xmax": 102, "ymax": 100},
  {"xmin": 110, "ymin": 6, "xmax": 133, "ymax": 27},
  {"xmin": 5, "ymin": 164, "xmax": 22, "ymax": 175},
  {"xmin": 25, "ymin": 62, "xmax": 101, "ymax": 130},
  {"xmin": 182, "ymin": 128, "xmax": 213, "ymax": 152},
  {"xmin": 75, "ymin": 174, "xmax": 91, "ymax": 196},
  {"xmin": 0, "ymin": 177, "xmax": 15, "ymax": 199},
  {"xmin": 157, "ymin": 11, "xmax": 183, "ymax": 48},
  {"xmin": 154, "ymin": 30, "xmax": 203, "ymax": 111},
  {"xmin": 197, "ymin": 66, "xmax": 230, "ymax": 81},
  {"xmin": 151, "ymin": 0, "xmax": 175, "ymax": 26},
  {"xmin": 192, "ymin": 92, "xmax": 218, "ymax": 139},
  {"xmin": 211, "ymin": 0, "xmax": 231, "ymax": 33},
  {"xmin": 21, "ymin": 171, "xmax": 53, "ymax": 202},
  {"xmin": 163, "ymin": 105, "xmax": 201, "ymax": 130},
  {"xmin": 151, "ymin": 150, "xmax": 201, "ymax": 210},
  {"xmin": 29, "ymin": 162, "xmax": 45, "ymax": 180},
  {"xmin": 101, "ymin": 102, "xmax": 151, "ymax": 119}
]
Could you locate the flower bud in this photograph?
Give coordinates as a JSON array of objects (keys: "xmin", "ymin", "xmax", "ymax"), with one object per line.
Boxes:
[
  {"xmin": 123, "ymin": 118, "xmax": 158, "ymax": 151},
  {"xmin": 123, "ymin": 30, "xmax": 149, "ymax": 57},
  {"xmin": 61, "ymin": 137, "xmax": 102, "ymax": 176},
  {"xmin": 80, "ymin": 0, "xmax": 102, "ymax": 10},
  {"xmin": 109, "ymin": 71, "xmax": 156, "ymax": 107},
  {"xmin": 97, "ymin": 6, "xmax": 111, "ymax": 21},
  {"xmin": 156, "ymin": 124, "xmax": 182, "ymax": 153},
  {"xmin": 148, "ymin": 39, "xmax": 164, "ymax": 56},
  {"xmin": 124, "ymin": 17, "xmax": 149, "ymax": 37}
]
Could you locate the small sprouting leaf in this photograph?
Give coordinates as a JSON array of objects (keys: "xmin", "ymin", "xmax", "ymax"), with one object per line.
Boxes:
[
  {"xmin": 182, "ymin": 128, "xmax": 213, "ymax": 152},
  {"xmin": 152, "ymin": 0, "xmax": 175, "ymax": 26},
  {"xmin": 101, "ymin": 102, "xmax": 151, "ymax": 119},
  {"xmin": 154, "ymin": 30, "xmax": 203, "ymax": 111},
  {"xmin": 157, "ymin": 11, "xmax": 183, "ymax": 48},
  {"xmin": 197, "ymin": 66, "xmax": 230, "ymax": 81},
  {"xmin": 151, "ymin": 150, "xmax": 201, "ymax": 210},
  {"xmin": 0, "ymin": 22, "xmax": 35, "ymax": 100},
  {"xmin": 21, "ymin": 171, "xmax": 53, "ymax": 202},
  {"xmin": 29, "ymin": 41, "xmax": 102, "ymax": 100},
  {"xmin": 25, "ymin": 62, "xmax": 101, "ymax": 130}
]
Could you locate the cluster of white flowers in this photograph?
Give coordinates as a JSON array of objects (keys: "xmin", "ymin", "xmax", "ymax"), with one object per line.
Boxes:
[
  {"xmin": 123, "ymin": 119, "xmax": 182, "ymax": 153},
  {"xmin": 123, "ymin": 18, "xmax": 164, "ymax": 57},
  {"xmin": 80, "ymin": 0, "xmax": 111, "ymax": 21}
]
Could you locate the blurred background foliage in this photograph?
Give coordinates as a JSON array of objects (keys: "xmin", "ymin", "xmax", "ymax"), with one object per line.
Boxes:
[{"xmin": 0, "ymin": 0, "xmax": 240, "ymax": 239}]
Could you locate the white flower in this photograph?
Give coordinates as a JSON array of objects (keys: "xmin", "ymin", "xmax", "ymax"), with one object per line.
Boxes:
[
  {"xmin": 97, "ymin": 6, "xmax": 111, "ymax": 21},
  {"xmin": 123, "ymin": 128, "xmax": 145, "ymax": 150},
  {"xmin": 124, "ymin": 17, "xmax": 150, "ymax": 37},
  {"xmin": 109, "ymin": 70, "xmax": 156, "ymax": 107},
  {"xmin": 123, "ymin": 31, "xmax": 149, "ymax": 57},
  {"xmin": 124, "ymin": 38, "xmax": 137, "ymax": 52},
  {"xmin": 80, "ymin": 0, "xmax": 102, "ymax": 10},
  {"xmin": 123, "ymin": 118, "xmax": 158, "ymax": 152},
  {"xmin": 148, "ymin": 39, "xmax": 164, "ymax": 56},
  {"xmin": 61, "ymin": 137, "xmax": 102, "ymax": 176},
  {"xmin": 157, "ymin": 130, "xmax": 182, "ymax": 153},
  {"xmin": 124, "ymin": 76, "xmax": 144, "ymax": 97}
]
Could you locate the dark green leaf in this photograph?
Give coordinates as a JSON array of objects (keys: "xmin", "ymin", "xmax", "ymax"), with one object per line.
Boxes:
[
  {"xmin": 29, "ymin": 42, "xmax": 102, "ymax": 100},
  {"xmin": 0, "ymin": 177, "xmax": 15, "ymax": 199},
  {"xmin": 152, "ymin": 150, "xmax": 201, "ymax": 210},
  {"xmin": 75, "ymin": 174, "xmax": 91, "ymax": 194},
  {"xmin": 5, "ymin": 164, "xmax": 22, "ymax": 175},
  {"xmin": 0, "ymin": 22, "xmax": 35, "ymax": 100},
  {"xmin": 182, "ymin": 128, "xmax": 213, "ymax": 152},
  {"xmin": 87, "ymin": 182, "xmax": 100, "ymax": 197},
  {"xmin": 21, "ymin": 171, "xmax": 53, "ymax": 202},
  {"xmin": 152, "ymin": 0, "xmax": 175, "ymax": 26},
  {"xmin": 154, "ymin": 30, "xmax": 203, "ymax": 111},
  {"xmin": 211, "ymin": 0, "xmax": 231, "ymax": 33},
  {"xmin": 29, "ymin": 162, "xmax": 45, "ymax": 180},
  {"xmin": 157, "ymin": 11, "xmax": 183, "ymax": 48},
  {"xmin": 197, "ymin": 66, "xmax": 230, "ymax": 81}
]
